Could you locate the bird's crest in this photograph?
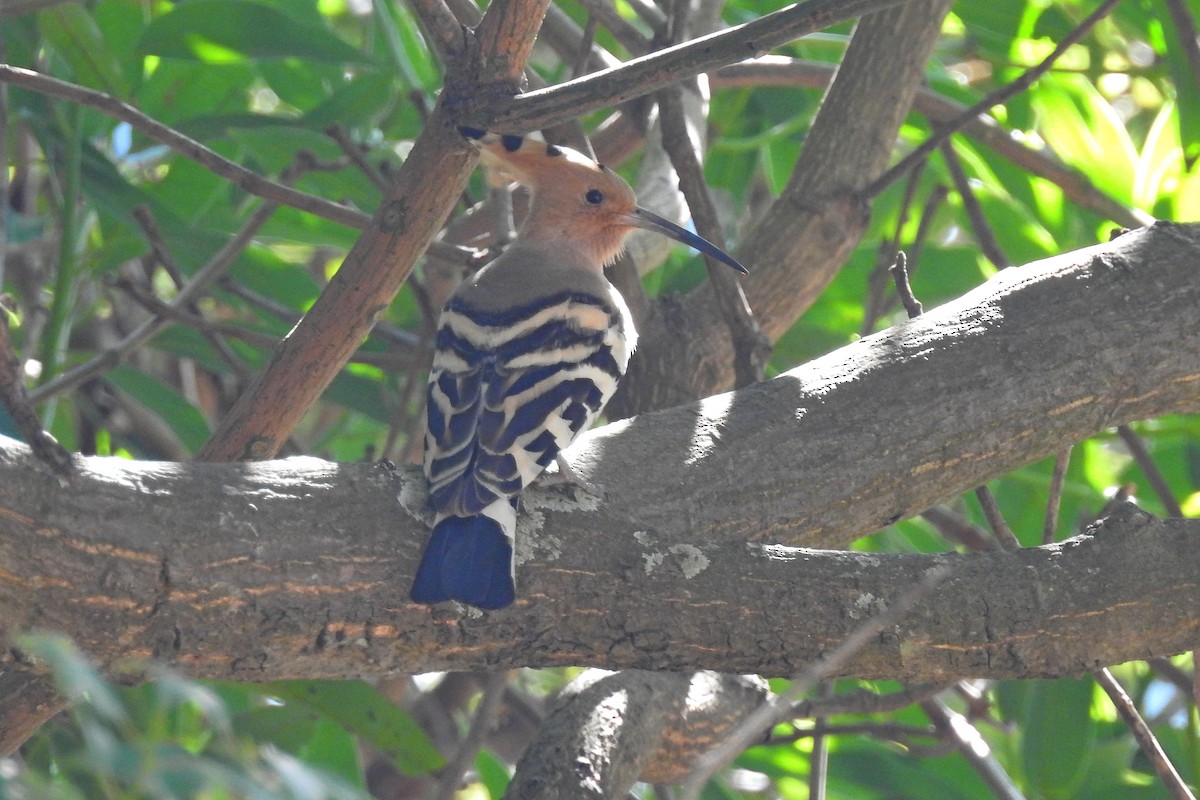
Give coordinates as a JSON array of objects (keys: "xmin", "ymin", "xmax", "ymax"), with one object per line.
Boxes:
[
  {"xmin": 459, "ymin": 127, "xmax": 613, "ymax": 190},
  {"xmin": 458, "ymin": 126, "xmax": 749, "ymax": 274}
]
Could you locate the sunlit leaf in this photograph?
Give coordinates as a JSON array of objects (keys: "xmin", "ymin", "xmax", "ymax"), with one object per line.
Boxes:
[
  {"xmin": 139, "ymin": 0, "xmax": 370, "ymax": 64},
  {"xmin": 261, "ymin": 680, "xmax": 444, "ymax": 776},
  {"xmin": 1032, "ymin": 76, "xmax": 1137, "ymax": 205}
]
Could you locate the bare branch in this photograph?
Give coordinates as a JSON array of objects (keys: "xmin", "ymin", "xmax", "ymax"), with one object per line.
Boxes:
[
  {"xmin": 489, "ymin": 0, "xmax": 909, "ymax": 131},
  {"xmin": 27, "ymin": 201, "xmax": 279, "ymax": 405},
  {"xmin": 1094, "ymin": 668, "xmax": 1196, "ymax": 800},
  {"xmin": 864, "ymin": 0, "xmax": 1123, "ymax": 197},
  {"xmin": 713, "ymin": 57, "xmax": 1153, "ymax": 229},
  {"xmin": 0, "ymin": 65, "xmax": 371, "ymax": 231}
]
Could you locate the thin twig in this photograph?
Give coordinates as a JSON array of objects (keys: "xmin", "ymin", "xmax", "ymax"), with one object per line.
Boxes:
[
  {"xmin": 921, "ymin": 507, "xmax": 999, "ymax": 551},
  {"xmin": 940, "ymin": 140, "xmax": 1010, "ymax": 269},
  {"xmin": 657, "ymin": 88, "xmax": 769, "ymax": 388},
  {"xmin": 975, "ymin": 485, "xmax": 1021, "ymax": 550},
  {"xmin": 921, "ymin": 698, "xmax": 1026, "ymax": 800},
  {"xmin": 1147, "ymin": 658, "xmax": 1195, "ymax": 713},
  {"xmin": 113, "ymin": 278, "xmax": 416, "ymax": 372},
  {"xmin": 491, "ymin": 0, "xmax": 909, "ymax": 132},
  {"xmin": 712, "ymin": 57, "xmax": 1152, "ymax": 229},
  {"xmin": 404, "ymin": 0, "xmax": 470, "ymax": 66},
  {"xmin": 1117, "ymin": 425, "xmax": 1185, "ymax": 517},
  {"xmin": 679, "ymin": 563, "xmax": 953, "ymax": 799},
  {"xmin": 1094, "ymin": 668, "xmax": 1196, "ymax": 800},
  {"xmin": 577, "ymin": 0, "xmax": 655, "ymax": 53},
  {"xmin": 622, "ymin": 0, "xmax": 668, "ymax": 37},
  {"xmin": 216, "ymin": 278, "xmax": 424, "ymax": 351},
  {"xmin": 808, "ymin": 683, "xmax": 832, "ymax": 800},
  {"xmin": 572, "ymin": 12, "xmax": 601, "ymax": 78},
  {"xmin": 792, "ymin": 683, "xmax": 946, "ymax": 718},
  {"xmin": 888, "ymin": 251, "xmax": 923, "ymax": 319},
  {"xmin": 0, "ymin": 65, "xmax": 370, "ymax": 231},
  {"xmin": 1043, "ymin": 448, "xmax": 1072, "ymax": 545},
  {"xmin": 433, "ymin": 672, "xmax": 510, "ymax": 800},
  {"xmin": 27, "ymin": 202, "xmax": 279, "ymax": 405},
  {"xmin": 863, "ymin": 164, "xmax": 925, "ymax": 333},
  {"xmin": 325, "ymin": 124, "xmax": 388, "ymax": 191},
  {"xmin": 768, "ymin": 721, "xmax": 938, "ymax": 746},
  {"xmin": 130, "ymin": 206, "xmax": 249, "ymax": 377},
  {"xmin": 864, "ymin": 0, "xmax": 1124, "ymax": 198},
  {"xmin": 902, "ymin": 184, "xmax": 949, "ymax": 288}
]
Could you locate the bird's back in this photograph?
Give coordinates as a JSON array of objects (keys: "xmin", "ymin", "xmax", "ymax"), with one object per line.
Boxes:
[{"xmin": 424, "ymin": 241, "xmax": 637, "ymax": 517}]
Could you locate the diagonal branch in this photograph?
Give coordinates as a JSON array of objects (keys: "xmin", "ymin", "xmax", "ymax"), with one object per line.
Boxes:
[
  {"xmin": 711, "ymin": 57, "xmax": 1153, "ymax": 229},
  {"xmin": 613, "ymin": 0, "xmax": 952, "ymax": 415},
  {"xmin": 864, "ymin": 0, "xmax": 1124, "ymax": 197},
  {"xmin": 0, "ymin": 65, "xmax": 371, "ymax": 230},
  {"xmin": 197, "ymin": 4, "xmax": 553, "ymax": 462},
  {"xmin": 487, "ymin": 0, "xmax": 910, "ymax": 132}
]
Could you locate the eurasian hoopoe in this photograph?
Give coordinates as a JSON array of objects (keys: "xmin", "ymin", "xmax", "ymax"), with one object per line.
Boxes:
[{"xmin": 410, "ymin": 127, "xmax": 748, "ymax": 610}]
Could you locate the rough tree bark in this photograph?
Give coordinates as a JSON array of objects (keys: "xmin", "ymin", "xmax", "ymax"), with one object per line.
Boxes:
[{"xmin": 2, "ymin": 223, "xmax": 1199, "ymax": 754}]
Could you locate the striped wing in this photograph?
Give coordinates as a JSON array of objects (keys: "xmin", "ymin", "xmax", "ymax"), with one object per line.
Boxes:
[{"xmin": 425, "ymin": 290, "xmax": 629, "ymax": 516}]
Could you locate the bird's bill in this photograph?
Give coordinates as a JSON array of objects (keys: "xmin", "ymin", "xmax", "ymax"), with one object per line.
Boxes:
[{"xmin": 623, "ymin": 208, "xmax": 749, "ymax": 275}]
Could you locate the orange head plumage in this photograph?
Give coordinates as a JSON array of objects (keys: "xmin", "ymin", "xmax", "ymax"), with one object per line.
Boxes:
[{"xmin": 459, "ymin": 127, "xmax": 748, "ymax": 275}]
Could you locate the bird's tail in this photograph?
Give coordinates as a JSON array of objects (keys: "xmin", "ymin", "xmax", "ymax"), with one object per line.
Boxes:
[{"xmin": 410, "ymin": 502, "xmax": 516, "ymax": 610}]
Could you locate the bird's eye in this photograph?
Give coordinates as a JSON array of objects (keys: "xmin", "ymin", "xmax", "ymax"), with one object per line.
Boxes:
[{"xmin": 585, "ymin": 189, "xmax": 604, "ymax": 205}]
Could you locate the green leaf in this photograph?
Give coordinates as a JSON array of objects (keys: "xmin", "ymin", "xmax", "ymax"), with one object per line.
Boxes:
[
  {"xmin": 105, "ymin": 365, "xmax": 213, "ymax": 454},
  {"xmin": 1032, "ymin": 76, "xmax": 1138, "ymax": 205},
  {"xmin": 139, "ymin": 0, "xmax": 370, "ymax": 64},
  {"xmin": 1022, "ymin": 677, "xmax": 1097, "ymax": 798},
  {"xmin": 476, "ymin": 749, "xmax": 511, "ymax": 798},
  {"xmin": 261, "ymin": 679, "xmax": 444, "ymax": 776},
  {"xmin": 16, "ymin": 633, "xmax": 127, "ymax": 723},
  {"xmin": 1154, "ymin": 0, "xmax": 1200, "ymax": 165},
  {"xmin": 303, "ymin": 71, "xmax": 397, "ymax": 129},
  {"xmin": 39, "ymin": 3, "xmax": 131, "ymax": 97}
]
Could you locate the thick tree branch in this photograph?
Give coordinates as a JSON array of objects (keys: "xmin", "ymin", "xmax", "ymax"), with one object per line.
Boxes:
[{"xmin": 1, "ymin": 224, "xmax": 1197, "ymax": 706}]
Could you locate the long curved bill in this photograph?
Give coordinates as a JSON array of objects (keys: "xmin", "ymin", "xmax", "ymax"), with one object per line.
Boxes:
[{"xmin": 623, "ymin": 208, "xmax": 749, "ymax": 275}]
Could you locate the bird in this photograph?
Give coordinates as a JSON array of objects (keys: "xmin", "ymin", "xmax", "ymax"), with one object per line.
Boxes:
[{"xmin": 410, "ymin": 127, "xmax": 748, "ymax": 610}]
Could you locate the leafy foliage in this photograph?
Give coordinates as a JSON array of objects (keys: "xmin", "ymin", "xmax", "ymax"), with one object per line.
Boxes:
[{"xmin": 2, "ymin": 0, "xmax": 1198, "ymax": 798}]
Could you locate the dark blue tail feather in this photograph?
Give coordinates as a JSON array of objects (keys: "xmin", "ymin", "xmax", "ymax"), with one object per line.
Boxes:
[{"xmin": 410, "ymin": 516, "xmax": 515, "ymax": 610}]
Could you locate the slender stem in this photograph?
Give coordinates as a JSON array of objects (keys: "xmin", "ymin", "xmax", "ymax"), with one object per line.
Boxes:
[
  {"xmin": 921, "ymin": 698, "xmax": 1026, "ymax": 800},
  {"xmin": 940, "ymin": 140, "xmax": 1010, "ymax": 269},
  {"xmin": 679, "ymin": 563, "xmax": 952, "ymax": 799},
  {"xmin": 864, "ymin": 0, "xmax": 1124, "ymax": 198},
  {"xmin": 37, "ymin": 103, "xmax": 84, "ymax": 426},
  {"xmin": 975, "ymin": 485, "xmax": 1021, "ymax": 550},
  {"xmin": 491, "ymin": 0, "xmax": 909, "ymax": 132},
  {"xmin": 1117, "ymin": 425, "xmax": 1185, "ymax": 517},
  {"xmin": 28, "ymin": 202, "xmax": 279, "ymax": 406},
  {"xmin": 1094, "ymin": 668, "xmax": 1196, "ymax": 800},
  {"xmin": 433, "ymin": 673, "xmax": 510, "ymax": 800},
  {"xmin": 0, "ymin": 65, "xmax": 371, "ymax": 231},
  {"xmin": 1043, "ymin": 448, "xmax": 1071, "ymax": 544}
]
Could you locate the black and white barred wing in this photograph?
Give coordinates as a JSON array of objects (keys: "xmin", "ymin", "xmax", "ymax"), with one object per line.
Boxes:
[{"xmin": 424, "ymin": 291, "xmax": 630, "ymax": 517}]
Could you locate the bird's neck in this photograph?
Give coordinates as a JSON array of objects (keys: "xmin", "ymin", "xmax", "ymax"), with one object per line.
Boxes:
[{"xmin": 518, "ymin": 220, "xmax": 628, "ymax": 271}]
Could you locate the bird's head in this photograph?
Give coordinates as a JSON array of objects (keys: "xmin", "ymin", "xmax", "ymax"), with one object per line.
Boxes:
[{"xmin": 459, "ymin": 127, "xmax": 748, "ymax": 274}]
